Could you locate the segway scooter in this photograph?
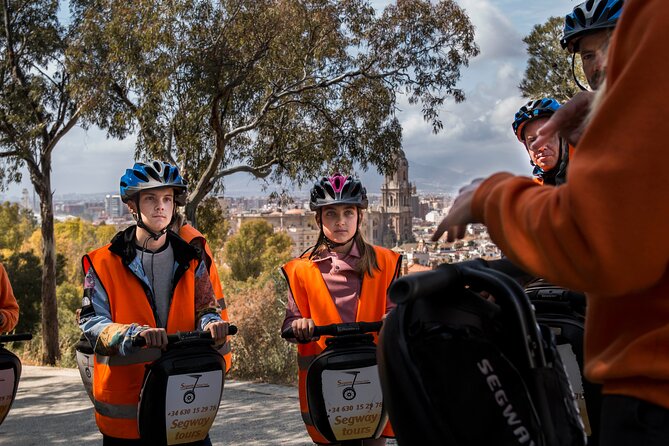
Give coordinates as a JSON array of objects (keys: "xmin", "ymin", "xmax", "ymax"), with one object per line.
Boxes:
[
  {"xmin": 75, "ymin": 333, "xmax": 95, "ymax": 402},
  {"xmin": 378, "ymin": 260, "xmax": 586, "ymax": 446},
  {"xmin": 282, "ymin": 321, "xmax": 389, "ymax": 445},
  {"xmin": 132, "ymin": 326, "xmax": 237, "ymax": 446},
  {"xmin": 0, "ymin": 333, "xmax": 32, "ymax": 426},
  {"xmin": 524, "ymin": 280, "xmax": 601, "ymax": 444}
]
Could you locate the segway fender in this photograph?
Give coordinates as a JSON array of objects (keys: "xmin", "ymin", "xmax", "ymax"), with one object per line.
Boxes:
[{"xmin": 0, "ymin": 347, "xmax": 21, "ymax": 426}]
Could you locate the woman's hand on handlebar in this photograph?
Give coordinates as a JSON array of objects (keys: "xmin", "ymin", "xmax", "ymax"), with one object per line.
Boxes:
[
  {"xmin": 291, "ymin": 318, "xmax": 320, "ymax": 342},
  {"xmin": 205, "ymin": 320, "xmax": 229, "ymax": 345},
  {"xmin": 139, "ymin": 328, "xmax": 168, "ymax": 349}
]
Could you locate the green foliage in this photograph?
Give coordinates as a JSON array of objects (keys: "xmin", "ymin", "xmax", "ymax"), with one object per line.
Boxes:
[
  {"xmin": 519, "ymin": 16, "xmax": 587, "ymax": 102},
  {"xmin": 224, "ymin": 271, "xmax": 297, "ymax": 384},
  {"xmin": 1, "ymin": 250, "xmax": 68, "ymax": 334},
  {"xmin": 0, "ymin": 202, "xmax": 37, "ymax": 252},
  {"xmin": 26, "ymin": 219, "xmax": 120, "ymax": 284},
  {"xmin": 196, "ymin": 197, "xmax": 229, "ymax": 253},
  {"xmin": 22, "ymin": 281, "xmax": 85, "ymax": 368},
  {"xmin": 223, "ymin": 220, "xmax": 292, "ymax": 282},
  {"xmin": 55, "ymin": 282, "xmax": 83, "ymax": 368},
  {"xmin": 2, "ymin": 252, "xmax": 42, "ymax": 334},
  {"xmin": 68, "ymin": 0, "xmax": 480, "ymax": 220},
  {"xmin": 0, "ymin": 0, "xmax": 89, "ymax": 364}
]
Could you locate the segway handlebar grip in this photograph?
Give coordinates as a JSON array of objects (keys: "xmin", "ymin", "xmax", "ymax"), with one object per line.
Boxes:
[
  {"xmin": 281, "ymin": 327, "xmax": 297, "ymax": 339},
  {"xmin": 0, "ymin": 333, "xmax": 32, "ymax": 343},
  {"xmin": 323, "ymin": 321, "xmax": 382, "ymax": 336},
  {"xmin": 389, "ymin": 263, "xmax": 461, "ymax": 304},
  {"xmin": 132, "ymin": 325, "xmax": 238, "ymax": 347},
  {"xmin": 281, "ymin": 321, "xmax": 383, "ymax": 340}
]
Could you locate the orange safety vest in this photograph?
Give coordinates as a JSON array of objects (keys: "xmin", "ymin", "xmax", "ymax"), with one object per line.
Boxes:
[
  {"xmin": 282, "ymin": 246, "xmax": 401, "ymax": 444},
  {"xmin": 83, "ymin": 245, "xmax": 197, "ymax": 440},
  {"xmin": 179, "ymin": 224, "xmax": 232, "ymax": 372}
]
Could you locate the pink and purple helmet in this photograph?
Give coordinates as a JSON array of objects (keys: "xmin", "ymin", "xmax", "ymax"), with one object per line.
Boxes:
[{"xmin": 309, "ymin": 174, "xmax": 368, "ymax": 211}]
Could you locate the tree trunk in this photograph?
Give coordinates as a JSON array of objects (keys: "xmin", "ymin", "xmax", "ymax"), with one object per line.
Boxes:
[
  {"xmin": 37, "ymin": 172, "xmax": 60, "ymax": 365},
  {"xmin": 185, "ymin": 201, "xmax": 198, "ymax": 229}
]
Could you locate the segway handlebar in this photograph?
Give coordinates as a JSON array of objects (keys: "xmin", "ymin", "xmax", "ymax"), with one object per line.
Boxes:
[
  {"xmin": 0, "ymin": 333, "xmax": 32, "ymax": 343},
  {"xmin": 389, "ymin": 258, "xmax": 538, "ymax": 305},
  {"xmin": 132, "ymin": 325, "xmax": 238, "ymax": 347},
  {"xmin": 281, "ymin": 321, "xmax": 383, "ymax": 339}
]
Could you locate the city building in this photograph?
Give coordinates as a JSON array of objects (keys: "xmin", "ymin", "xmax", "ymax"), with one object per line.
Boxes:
[
  {"xmin": 105, "ymin": 194, "xmax": 126, "ymax": 219},
  {"xmin": 233, "ymin": 208, "xmax": 320, "ymax": 257},
  {"xmin": 364, "ymin": 150, "xmax": 416, "ymax": 248}
]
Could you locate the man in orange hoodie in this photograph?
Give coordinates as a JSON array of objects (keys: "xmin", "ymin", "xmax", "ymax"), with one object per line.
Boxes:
[
  {"xmin": 0, "ymin": 263, "xmax": 18, "ymax": 333},
  {"xmin": 433, "ymin": 1, "xmax": 669, "ymax": 444}
]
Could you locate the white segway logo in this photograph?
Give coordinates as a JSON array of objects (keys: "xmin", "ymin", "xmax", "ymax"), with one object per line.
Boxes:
[
  {"xmin": 337, "ymin": 371, "xmax": 371, "ymax": 401},
  {"xmin": 180, "ymin": 374, "xmax": 210, "ymax": 404},
  {"xmin": 477, "ymin": 359, "xmax": 536, "ymax": 446}
]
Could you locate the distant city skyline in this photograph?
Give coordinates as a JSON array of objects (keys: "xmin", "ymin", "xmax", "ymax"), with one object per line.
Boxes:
[{"xmin": 2, "ymin": 0, "xmax": 577, "ymax": 201}]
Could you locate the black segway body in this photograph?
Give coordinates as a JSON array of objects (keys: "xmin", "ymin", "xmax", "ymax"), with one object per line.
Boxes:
[
  {"xmin": 378, "ymin": 260, "xmax": 586, "ymax": 446},
  {"xmin": 75, "ymin": 334, "xmax": 95, "ymax": 403},
  {"xmin": 307, "ymin": 334, "xmax": 388, "ymax": 443},
  {"xmin": 525, "ymin": 281, "xmax": 602, "ymax": 443},
  {"xmin": 0, "ymin": 347, "xmax": 21, "ymax": 426},
  {"xmin": 0, "ymin": 333, "xmax": 32, "ymax": 426},
  {"xmin": 137, "ymin": 333, "xmax": 226, "ymax": 445}
]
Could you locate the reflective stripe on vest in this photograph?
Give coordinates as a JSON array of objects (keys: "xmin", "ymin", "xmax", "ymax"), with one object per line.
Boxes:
[
  {"xmin": 84, "ymin": 246, "xmax": 197, "ymax": 439},
  {"xmin": 95, "ymin": 348, "xmax": 161, "ymax": 366},
  {"xmin": 282, "ymin": 246, "xmax": 401, "ymax": 443},
  {"xmin": 93, "ymin": 399, "xmax": 137, "ymax": 420}
]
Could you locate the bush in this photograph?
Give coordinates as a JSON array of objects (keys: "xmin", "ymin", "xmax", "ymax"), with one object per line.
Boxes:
[
  {"xmin": 224, "ymin": 271, "xmax": 297, "ymax": 385},
  {"xmin": 17, "ymin": 282, "xmax": 81, "ymax": 367}
]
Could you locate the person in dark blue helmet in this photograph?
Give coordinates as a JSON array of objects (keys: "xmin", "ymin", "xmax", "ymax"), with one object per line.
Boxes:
[
  {"xmin": 512, "ymin": 98, "xmax": 569, "ymax": 185},
  {"xmin": 78, "ymin": 160, "xmax": 229, "ymax": 445},
  {"xmin": 561, "ymin": 0, "xmax": 624, "ymax": 91}
]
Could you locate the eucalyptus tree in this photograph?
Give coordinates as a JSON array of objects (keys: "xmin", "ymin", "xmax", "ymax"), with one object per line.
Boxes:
[
  {"xmin": 520, "ymin": 16, "xmax": 587, "ymax": 102},
  {"xmin": 0, "ymin": 0, "xmax": 93, "ymax": 363},
  {"xmin": 70, "ymin": 0, "xmax": 479, "ymax": 224}
]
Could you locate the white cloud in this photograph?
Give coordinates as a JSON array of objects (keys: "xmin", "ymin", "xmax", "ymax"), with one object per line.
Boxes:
[
  {"xmin": 3, "ymin": 0, "xmax": 578, "ymax": 199},
  {"xmin": 457, "ymin": 0, "xmax": 525, "ymax": 62}
]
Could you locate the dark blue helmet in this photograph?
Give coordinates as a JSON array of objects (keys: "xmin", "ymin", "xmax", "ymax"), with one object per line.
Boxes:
[
  {"xmin": 561, "ymin": 0, "xmax": 624, "ymax": 52},
  {"xmin": 120, "ymin": 160, "xmax": 188, "ymax": 205},
  {"xmin": 309, "ymin": 174, "xmax": 368, "ymax": 211},
  {"xmin": 512, "ymin": 98, "xmax": 561, "ymax": 142}
]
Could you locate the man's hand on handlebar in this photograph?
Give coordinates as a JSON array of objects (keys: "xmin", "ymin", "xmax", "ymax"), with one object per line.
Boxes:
[
  {"xmin": 139, "ymin": 328, "xmax": 168, "ymax": 349},
  {"xmin": 205, "ymin": 320, "xmax": 230, "ymax": 345},
  {"xmin": 291, "ymin": 318, "xmax": 320, "ymax": 342}
]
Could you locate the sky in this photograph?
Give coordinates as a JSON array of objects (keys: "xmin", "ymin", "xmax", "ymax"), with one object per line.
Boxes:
[{"xmin": 2, "ymin": 0, "xmax": 579, "ymax": 201}]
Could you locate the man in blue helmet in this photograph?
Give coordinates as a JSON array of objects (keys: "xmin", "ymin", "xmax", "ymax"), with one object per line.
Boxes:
[
  {"xmin": 78, "ymin": 160, "xmax": 229, "ymax": 445},
  {"xmin": 562, "ymin": 0, "xmax": 624, "ymax": 91},
  {"xmin": 512, "ymin": 98, "xmax": 568, "ymax": 185}
]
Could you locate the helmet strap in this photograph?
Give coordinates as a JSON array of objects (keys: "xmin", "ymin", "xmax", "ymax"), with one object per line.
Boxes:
[
  {"xmin": 131, "ymin": 197, "xmax": 174, "ymax": 242},
  {"xmin": 315, "ymin": 208, "xmax": 361, "ymax": 251},
  {"xmin": 571, "ymin": 53, "xmax": 590, "ymax": 92}
]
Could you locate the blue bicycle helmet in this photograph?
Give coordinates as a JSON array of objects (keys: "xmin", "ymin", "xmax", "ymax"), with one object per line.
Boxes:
[
  {"xmin": 512, "ymin": 98, "xmax": 561, "ymax": 142},
  {"xmin": 309, "ymin": 174, "xmax": 368, "ymax": 211},
  {"xmin": 561, "ymin": 0, "xmax": 624, "ymax": 52},
  {"xmin": 120, "ymin": 160, "xmax": 188, "ymax": 205}
]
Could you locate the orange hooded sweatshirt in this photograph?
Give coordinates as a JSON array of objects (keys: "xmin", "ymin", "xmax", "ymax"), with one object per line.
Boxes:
[
  {"xmin": 471, "ymin": 0, "xmax": 669, "ymax": 409},
  {"xmin": 0, "ymin": 263, "xmax": 18, "ymax": 333}
]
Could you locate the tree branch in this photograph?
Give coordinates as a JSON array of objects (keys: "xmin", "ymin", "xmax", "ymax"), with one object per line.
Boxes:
[
  {"xmin": 3, "ymin": 0, "xmax": 50, "ymax": 144},
  {"xmin": 44, "ymin": 106, "xmax": 83, "ymax": 157},
  {"xmin": 0, "ymin": 149, "xmax": 21, "ymax": 157},
  {"xmin": 111, "ymin": 81, "xmax": 138, "ymax": 112},
  {"xmin": 212, "ymin": 157, "xmax": 281, "ymax": 183}
]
